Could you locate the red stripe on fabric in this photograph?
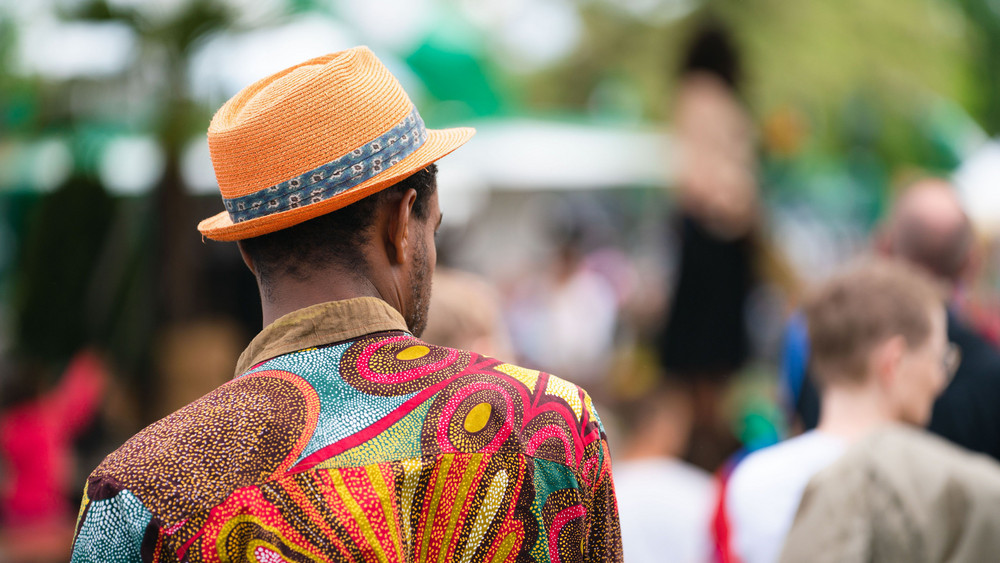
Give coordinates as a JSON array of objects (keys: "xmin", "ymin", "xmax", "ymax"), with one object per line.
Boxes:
[
  {"xmin": 176, "ymin": 528, "xmax": 204, "ymax": 560},
  {"xmin": 289, "ymin": 377, "xmax": 455, "ymax": 474},
  {"xmin": 548, "ymin": 504, "xmax": 587, "ymax": 563}
]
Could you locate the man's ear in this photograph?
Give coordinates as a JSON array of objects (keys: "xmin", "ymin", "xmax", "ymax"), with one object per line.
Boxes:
[
  {"xmin": 237, "ymin": 242, "xmax": 257, "ymax": 275},
  {"xmin": 873, "ymin": 226, "xmax": 894, "ymax": 257},
  {"xmin": 873, "ymin": 335, "xmax": 906, "ymax": 389},
  {"xmin": 387, "ymin": 188, "xmax": 418, "ymax": 266}
]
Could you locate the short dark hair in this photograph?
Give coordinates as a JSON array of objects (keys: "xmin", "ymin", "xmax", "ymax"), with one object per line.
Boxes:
[
  {"xmin": 239, "ymin": 164, "xmax": 437, "ymax": 295},
  {"xmin": 615, "ymin": 381, "xmax": 686, "ymax": 437},
  {"xmin": 680, "ymin": 21, "xmax": 742, "ymax": 92}
]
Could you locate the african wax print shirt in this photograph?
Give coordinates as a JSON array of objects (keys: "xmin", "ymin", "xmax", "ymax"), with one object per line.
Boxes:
[{"xmin": 71, "ymin": 297, "xmax": 622, "ymax": 562}]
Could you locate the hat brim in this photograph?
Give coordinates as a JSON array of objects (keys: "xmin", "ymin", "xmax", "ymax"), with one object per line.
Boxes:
[{"xmin": 197, "ymin": 126, "xmax": 475, "ymax": 241}]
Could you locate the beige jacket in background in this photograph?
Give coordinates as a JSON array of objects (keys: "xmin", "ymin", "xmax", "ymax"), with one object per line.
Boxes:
[{"xmin": 779, "ymin": 424, "xmax": 1000, "ymax": 563}]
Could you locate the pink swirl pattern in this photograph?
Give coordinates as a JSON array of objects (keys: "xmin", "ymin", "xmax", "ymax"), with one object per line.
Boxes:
[
  {"xmin": 356, "ymin": 336, "xmax": 461, "ymax": 384},
  {"xmin": 548, "ymin": 504, "xmax": 587, "ymax": 563}
]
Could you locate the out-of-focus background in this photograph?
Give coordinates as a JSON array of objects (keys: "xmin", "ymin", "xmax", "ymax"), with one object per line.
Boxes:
[{"xmin": 4, "ymin": 0, "xmax": 1000, "ymax": 559}]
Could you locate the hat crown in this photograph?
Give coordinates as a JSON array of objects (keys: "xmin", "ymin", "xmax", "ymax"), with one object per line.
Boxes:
[
  {"xmin": 207, "ymin": 46, "xmax": 412, "ymax": 199},
  {"xmin": 197, "ymin": 46, "xmax": 474, "ymax": 242}
]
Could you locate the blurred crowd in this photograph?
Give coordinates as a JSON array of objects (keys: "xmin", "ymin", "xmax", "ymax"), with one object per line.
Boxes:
[{"xmin": 5, "ymin": 2, "xmax": 1000, "ymax": 562}]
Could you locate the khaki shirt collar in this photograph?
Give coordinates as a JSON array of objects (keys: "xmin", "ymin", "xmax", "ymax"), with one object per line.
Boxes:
[{"xmin": 234, "ymin": 296, "xmax": 409, "ymax": 376}]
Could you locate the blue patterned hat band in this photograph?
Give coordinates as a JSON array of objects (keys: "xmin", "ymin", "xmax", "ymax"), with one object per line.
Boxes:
[{"xmin": 223, "ymin": 106, "xmax": 428, "ymax": 224}]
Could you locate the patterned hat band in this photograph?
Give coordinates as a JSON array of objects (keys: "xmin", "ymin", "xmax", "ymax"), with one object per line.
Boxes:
[{"xmin": 223, "ymin": 106, "xmax": 428, "ymax": 224}]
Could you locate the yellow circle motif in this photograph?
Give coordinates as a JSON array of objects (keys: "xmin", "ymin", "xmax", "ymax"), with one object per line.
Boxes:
[
  {"xmin": 396, "ymin": 345, "xmax": 430, "ymax": 361},
  {"xmin": 463, "ymin": 402, "xmax": 492, "ymax": 433}
]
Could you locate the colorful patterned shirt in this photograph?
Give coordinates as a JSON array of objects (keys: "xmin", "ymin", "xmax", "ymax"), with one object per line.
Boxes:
[{"xmin": 71, "ymin": 297, "xmax": 622, "ymax": 562}]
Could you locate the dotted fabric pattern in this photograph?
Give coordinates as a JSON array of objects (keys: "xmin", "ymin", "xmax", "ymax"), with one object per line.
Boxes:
[
  {"xmin": 244, "ymin": 341, "xmax": 458, "ymax": 464},
  {"xmin": 71, "ymin": 332, "xmax": 622, "ymax": 562},
  {"xmin": 314, "ymin": 399, "xmax": 431, "ymax": 469},
  {"xmin": 71, "ymin": 490, "xmax": 151, "ymax": 563}
]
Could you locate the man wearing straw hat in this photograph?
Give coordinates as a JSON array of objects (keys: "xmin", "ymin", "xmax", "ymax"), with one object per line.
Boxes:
[{"xmin": 70, "ymin": 47, "xmax": 622, "ymax": 562}]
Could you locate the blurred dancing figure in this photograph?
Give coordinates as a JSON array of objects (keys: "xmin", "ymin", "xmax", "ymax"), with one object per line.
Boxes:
[{"xmin": 657, "ymin": 22, "xmax": 774, "ymax": 471}]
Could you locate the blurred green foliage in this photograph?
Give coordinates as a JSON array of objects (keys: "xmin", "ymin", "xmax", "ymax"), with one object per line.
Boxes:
[{"xmin": 522, "ymin": 0, "xmax": 975, "ymax": 175}]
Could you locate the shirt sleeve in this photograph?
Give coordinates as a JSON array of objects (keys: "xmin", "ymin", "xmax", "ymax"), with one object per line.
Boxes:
[
  {"xmin": 584, "ymin": 402, "xmax": 623, "ymax": 562},
  {"xmin": 71, "ymin": 478, "xmax": 155, "ymax": 563}
]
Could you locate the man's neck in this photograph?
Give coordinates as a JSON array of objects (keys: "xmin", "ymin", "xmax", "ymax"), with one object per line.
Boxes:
[
  {"xmin": 816, "ymin": 384, "xmax": 895, "ymax": 443},
  {"xmin": 258, "ymin": 271, "xmax": 390, "ymax": 328}
]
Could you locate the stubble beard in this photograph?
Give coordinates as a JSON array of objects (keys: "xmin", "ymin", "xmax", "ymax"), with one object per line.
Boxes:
[{"xmin": 406, "ymin": 238, "xmax": 433, "ymax": 338}]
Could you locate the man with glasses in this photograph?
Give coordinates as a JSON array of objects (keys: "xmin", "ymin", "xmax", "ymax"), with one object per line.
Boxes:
[
  {"xmin": 779, "ymin": 261, "xmax": 1000, "ymax": 563},
  {"xmin": 725, "ymin": 259, "xmax": 958, "ymax": 563},
  {"xmin": 787, "ymin": 177, "xmax": 1000, "ymax": 462}
]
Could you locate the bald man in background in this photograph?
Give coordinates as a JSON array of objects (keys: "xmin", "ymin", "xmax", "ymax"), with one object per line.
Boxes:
[
  {"xmin": 787, "ymin": 177, "xmax": 1000, "ymax": 461},
  {"xmin": 877, "ymin": 178, "xmax": 974, "ymax": 282}
]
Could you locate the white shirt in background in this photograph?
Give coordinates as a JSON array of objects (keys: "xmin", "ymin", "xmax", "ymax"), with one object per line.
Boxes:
[
  {"xmin": 615, "ymin": 457, "xmax": 714, "ymax": 563},
  {"xmin": 725, "ymin": 431, "xmax": 847, "ymax": 563}
]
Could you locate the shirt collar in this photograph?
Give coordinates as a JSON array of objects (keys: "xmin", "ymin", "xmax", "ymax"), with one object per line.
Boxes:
[{"xmin": 234, "ymin": 296, "xmax": 409, "ymax": 376}]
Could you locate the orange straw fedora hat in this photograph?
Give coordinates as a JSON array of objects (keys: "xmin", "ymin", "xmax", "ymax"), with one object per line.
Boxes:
[{"xmin": 197, "ymin": 46, "xmax": 475, "ymax": 241}]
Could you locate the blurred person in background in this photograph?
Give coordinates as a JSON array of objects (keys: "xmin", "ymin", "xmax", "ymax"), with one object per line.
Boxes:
[
  {"xmin": 505, "ymin": 222, "xmax": 619, "ymax": 397},
  {"xmin": 70, "ymin": 48, "xmax": 621, "ymax": 561},
  {"xmin": 724, "ymin": 259, "xmax": 955, "ymax": 563},
  {"xmin": 779, "ymin": 407, "xmax": 1000, "ymax": 562},
  {"xmin": 785, "ymin": 177, "xmax": 1000, "ymax": 461},
  {"xmin": 656, "ymin": 21, "xmax": 796, "ymax": 470},
  {"xmin": 613, "ymin": 383, "xmax": 713, "ymax": 563},
  {"xmin": 420, "ymin": 267, "xmax": 514, "ymax": 359},
  {"xmin": 0, "ymin": 351, "xmax": 107, "ymax": 563}
]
